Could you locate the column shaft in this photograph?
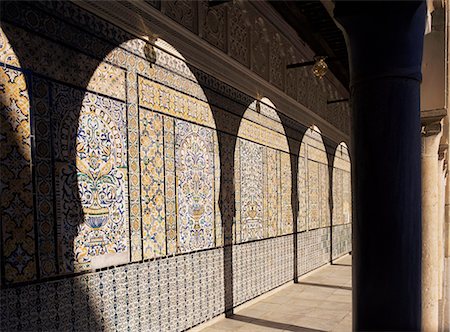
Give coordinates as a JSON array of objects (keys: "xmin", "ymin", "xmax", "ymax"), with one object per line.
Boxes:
[
  {"xmin": 421, "ymin": 128, "xmax": 443, "ymax": 331},
  {"xmin": 334, "ymin": 1, "xmax": 426, "ymax": 330}
]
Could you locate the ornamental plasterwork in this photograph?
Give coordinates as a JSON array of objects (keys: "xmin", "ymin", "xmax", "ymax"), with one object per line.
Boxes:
[{"xmin": 152, "ymin": 0, "xmax": 350, "ymax": 135}]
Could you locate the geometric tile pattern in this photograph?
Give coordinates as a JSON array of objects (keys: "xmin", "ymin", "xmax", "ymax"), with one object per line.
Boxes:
[
  {"xmin": 164, "ymin": 117, "xmax": 177, "ymax": 255},
  {"xmin": 0, "ymin": 5, "xmax": 353, "ymax": 332},
  {"xmin": 233, "ymin": 235, "xmax": 293, "ymax": 306},
  {"xmin": 332, "ymin": 223, "xmax": 352, "ymax": 260},
  {"xmin": 139, "ymin": 110, "xmax": 165, "ymax": 259},
  {"xmin": 32, "ymin": 76, "xmax": 57, "ymax": 278},
  {"xmin": 0, "ymin": 248, "xmax": 225, "ymax": 332},
  {"xmin": 0, "ymin": 66, "xmax": 36, "ymax": 283},
  {"xmin": 280, "ymin": 152, "xmax": 293, "ymax": 235},
  {"xmin": 297, "ymin": 227, "xmax": 331, "ymax": 276},
  {"xmin": 265, "ymin": 148, "xmax": 280, "ymax": 237}
]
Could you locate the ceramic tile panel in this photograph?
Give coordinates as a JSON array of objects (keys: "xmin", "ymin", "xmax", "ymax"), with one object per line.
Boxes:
[
  {"xmin": 280, "ymin": 152, "xmax": 293, "ymax": 235},
  {"xmin": 32, "ymin": 76, "xmax": 58, "ymax": 277},
  {"xmin": 343, "ymin": 170, "xmax": 352, "ymax": 225},
  {"xmin": 319, "ymin": 163, "xmax": 330, "ymax": 228},
  {"xmin": 298, "ymin": 153, "xmax": 308, "ymax": 232},
  {"xmin": 0, "ymin": 66, "xmax": 36, "ymax": 283},
  {"xmin": 332, "ymin": 223, "xmax": 352, "ymax": 259},
  {"xmin": 298, "ymin": 227, "xmax": 331, "ymax": 276},
  {"xmin": 333, "ymin": 168, "xmax": 344, "ymax": 226},
  {"xmin": 238, "ymin": 139, "xmax": 264, "ymax": 242},
  {"xmin": 233, "ymin": 235, "xmax": 293, "ymax": 306},
  {"xmin": 176, "ymin": 120, "xmax": 215, "ymax": 252},
  {"xmin": 128, "ymin": 75, "xmax": 143, "ymax": 262},
  {"xmin": 139, "ymin": 109, "xmax": 166, "ymax": 259},
  {"xmin": 164, "ymin": 116, "xmax": 177, "ymax": 255},
  {"xmin": 214, "ymin": 132, "xmax": 223, "ymax": 247},
  {"xmin": 52, "ymin": 84, "xmax": 129, "ymax": 273},
  {"xmin": 138, "ymin": 76, "xmax": 215, "ymax": 129},
  {"xmin": 266, "ymin": 148, "xmax": 280, "ymax": 237},
  {"xmin": 307, "ymin": 160, "xmax": 320, "ymax": 230},
  {"xmin": 1, "ymin": 22, "xmax": 126, "ymax": 101}
]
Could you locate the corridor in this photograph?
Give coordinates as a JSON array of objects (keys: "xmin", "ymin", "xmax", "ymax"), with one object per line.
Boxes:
[{"xmin": 198, "ymin": 255, "xmax": 352, "ymax": 332}]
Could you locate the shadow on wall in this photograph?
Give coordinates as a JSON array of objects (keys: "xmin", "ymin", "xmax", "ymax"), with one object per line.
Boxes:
[
  {"xmin": 0, "ymin": 1, "xmax": 141, "ymax": 329},
  {"xmin": 1, "ymin": 1, "xmax": 350, "ymax": 330}
]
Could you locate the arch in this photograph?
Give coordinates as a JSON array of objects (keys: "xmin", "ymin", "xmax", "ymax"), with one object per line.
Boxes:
[
  {"xmin": 234, "ymin": 97, "xmax": 291, "ymax": 243},
  {"xmin": 68, "ymin": 37, "xmax": 222, "ymax": 268},
  {"xmin": 298, "ymin": 125, "xmax": 330, "ymax": 231},
  {"xmin": 332, "ymin": 142, "xmax": 352, "ymax": 226}
]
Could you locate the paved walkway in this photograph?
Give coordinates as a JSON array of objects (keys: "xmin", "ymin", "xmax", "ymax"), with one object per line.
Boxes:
[{"xmin": 199, "ymin": 255, "xmax": 352, "ymax": 332}]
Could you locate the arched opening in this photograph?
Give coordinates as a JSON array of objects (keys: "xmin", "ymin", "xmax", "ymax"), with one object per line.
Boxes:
[
  {"xmin": 298, "ymin": 125, "xmax": 330, "ymax": 231},
  {"xmin": 331, "ymin": 142, "xmax": 352, "ymax": 259},
  {"xmin": 234, "ymin": 97, "xmax": 291, "ymax": 243},
  {"xmin": 297, "ymin": 125, "xmax": 331, "ymax": 274}
]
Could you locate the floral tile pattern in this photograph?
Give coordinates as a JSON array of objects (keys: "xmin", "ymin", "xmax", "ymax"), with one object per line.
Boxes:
[
  {"xmin": 52, "ymin": 85, "xmax": 129, "ymax": 272},
  {"xmin": 0, "ymin": 1, "xmax": 352, "ymax": 330},
  {"xmin": 176, "ymin": 120, "xmax": 215, "ymax": 252}
]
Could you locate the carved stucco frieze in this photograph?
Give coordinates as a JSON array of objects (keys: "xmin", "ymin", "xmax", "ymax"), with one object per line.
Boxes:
[
  {"xmin": 251, "ymin": 17, "xmax": 270, "ymax": 80},
  {"xmin": 199, "ymin": 1, "xmax": 227, "ymax": 52},
  {"xmin": 161, "ymin": 0, "xmax": 198, "ymax": 34},
  {"xmin": 229, "ymin": 1, "xmax": 250, "ymax": 67},
  {"xmin": 269, "ymin": 32, "xmax": 286, "ymax": 90},
  {"xmin": 91, "ymin": 0, "xmax": 350, "ymax": 136}
]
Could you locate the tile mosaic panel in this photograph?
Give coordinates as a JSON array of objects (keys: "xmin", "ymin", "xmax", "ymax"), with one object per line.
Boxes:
[
  {"xmin": 239, "ymin": 139, "xmax": 264, "ymax": 242},
  {"xmin": 307, "ymin": 159, "xmax": 320, "ymax": 230},
  {"xmin": 234, "ymin": 138, "xmax": 242, "ymax": 243},
  {"xmin": 0, "ymin": 248, "xmax": 225, "ymax": 331},
  {"xmin": 128, "ymin": 73, "xmax": 143, "ymax": 262},
  {"xmin": 343, "ymin": 170, "xmax": 352, "ymax": 225},
  {"xmin": 298, "ymin": 153, "xmax": 307, "ymax": 232},
  {"xmin": 297, "ymin": 227, "xmax": 331, "ymax": 276},
  {"xmin": 52, "ymin": 85, "xmax": 129, "ymax": 272},
  {"xmin": 138, "ymin": 76, "xmax": 215, "ymax": 129},
  {"xmin": 32, "ymin": 76, "xmax": 57, "ymax": 277},
  {"xmin": 214, "ymin": 132, "xmax": 223, "ymax": 247},
  {"xmin": 332, "ymin": 223, "xmax": 352, "ymax": 260},
  {"xmin": 233, "ymin": 235, "xmax": 293, "ymax": 306},
  {"xmin": 176, "ymin": 120, "xmax": 215, "ymax": 252},
  {"xmin": 0, "ymin": 23, "xmax": 126, "ymax": 101},
  {"xmin": 0, "ymin": 66, "xmax": 36, "ymax": 283},
  {"xmin": 139, "ymin": 109, "xmax": 166, "ymax": 259},
  {"xmin": 266, "ymin": 148, "xmax": 280, "ymax": 237},
  {"xmin": 164, "ymin": 117, "xmax": 177, "ymax": 255},
  {"xmin": 319, "ymin": 163, "xmax": 330, "ymax": 228},
  {"xmin": 280, "ymin": 152, "xmax": 293, "ymax": 235},
  {"xmin": 332, "ymin": 168, "xmax": 344, "ymax": 226}
]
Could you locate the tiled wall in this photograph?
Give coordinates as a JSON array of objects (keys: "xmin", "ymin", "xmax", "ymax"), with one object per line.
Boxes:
[{"xmin": 0, "ymin": 1, "xmax": 351, "ymax": 331}]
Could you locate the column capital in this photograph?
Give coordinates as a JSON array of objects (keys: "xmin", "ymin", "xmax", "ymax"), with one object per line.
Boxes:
[
  {"xmin": 422, "ymin": 120, "xmax": 443, "ymax": 137},
  {"xmin": 421, "ymin": 109, "xmax": 445, "ymax": 137}
]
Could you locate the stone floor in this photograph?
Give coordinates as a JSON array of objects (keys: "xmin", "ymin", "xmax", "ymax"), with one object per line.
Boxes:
[{"xmin": 199, "ymin": 255, "xmax": 352, "ymax": 332}]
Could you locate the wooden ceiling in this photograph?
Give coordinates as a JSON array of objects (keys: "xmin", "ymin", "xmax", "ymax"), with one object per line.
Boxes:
[{"xmin": 270, "ymin": 0, "xmax": 349, "ymax": 89}]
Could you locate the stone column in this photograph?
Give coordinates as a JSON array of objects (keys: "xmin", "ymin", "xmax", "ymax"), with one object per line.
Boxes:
[
  {"xmin": 438, "ymin": 145, "xmax": 447, "ymax": 302},
  {"xmin": 421, "ymin": 120, "xmax": 443, "ymax": 332},
  {"xmin": 334, "ymin": 1, "xmax": 426, "ymax": 330}
]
